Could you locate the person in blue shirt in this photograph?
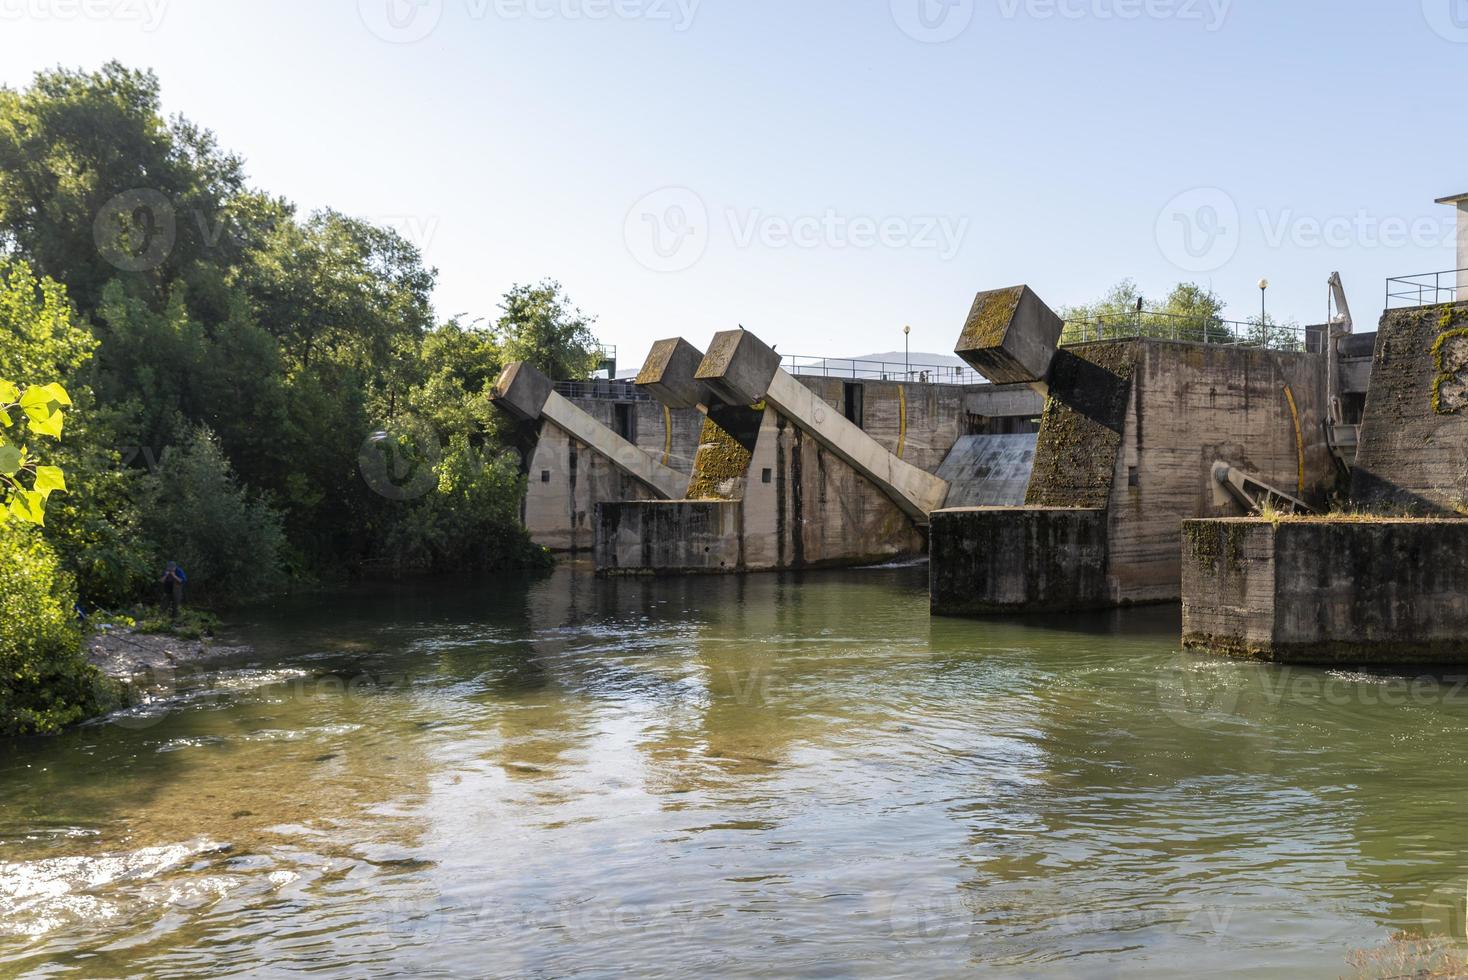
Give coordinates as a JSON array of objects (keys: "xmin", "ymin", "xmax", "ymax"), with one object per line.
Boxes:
[{"xmin": 161, "ymin": 561, "xmax": 188, "ymax": 619}]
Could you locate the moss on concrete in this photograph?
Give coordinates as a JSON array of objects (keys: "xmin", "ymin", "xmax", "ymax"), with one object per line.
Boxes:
[
  {"xmin": 686, "ymin": 416, "xmax": 752, "ymax": 500},
  {"xmin": 1025, "ymin": 342, "xmax": 1137, "ymax": 509},
  {"xmin": 958, "ymin": 285, "xmax": 1025, "ymax": 350}
]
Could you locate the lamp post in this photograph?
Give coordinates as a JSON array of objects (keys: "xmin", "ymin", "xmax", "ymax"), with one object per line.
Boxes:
[
  {"xmin": 904, "ymin": 325, "xmax": 911, "ymax": 380},
  {"xmin": 1258, "ymin": 279, "xmax": 1269, "ymax": 344}
]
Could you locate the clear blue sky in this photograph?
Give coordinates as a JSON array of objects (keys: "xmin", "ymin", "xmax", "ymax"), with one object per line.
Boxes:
[{"xmin": 2, "ymin": 0, "xmax": 1465, "ymax": 366}]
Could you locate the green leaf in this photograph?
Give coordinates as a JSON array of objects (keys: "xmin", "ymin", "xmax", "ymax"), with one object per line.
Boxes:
[
  {"xmin": 0, "ymin": 445, "xmax": 19, "ymax": 476},
  {"xmin": 27, "ymin": 409, "xmax": 63, "ymax": 439},
  {"xmin": 18, "ymin": 386, "xmax": 50, "ymax": 409},
  {"xmin": 33, "ymin": 465, "xmax": 65, "ymax": 497},
  {"xmin": 0, "ymin": 380, "xmax": 17, "ymax": 404},
  {"xmin": 39, "ymin": 383, "xmax": 71, "ymax": 407},
  {"xmin": 7, "ymin": 489, "xmax": 45, "ymax": 526}
]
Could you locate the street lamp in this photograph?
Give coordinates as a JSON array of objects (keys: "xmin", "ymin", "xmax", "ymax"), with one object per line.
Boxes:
[
  {"xmin": 1258, "ymin": 279, "xmax": 1269, "ymax": 344},
  {"xmin": 904, "ymin": 325, "xmax": 911, "ymax": 380}
]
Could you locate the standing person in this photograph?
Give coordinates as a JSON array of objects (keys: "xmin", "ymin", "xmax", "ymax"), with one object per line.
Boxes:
[{"xmin": 161, "ymin": 561, "xmax": 188, "ymax": 620}]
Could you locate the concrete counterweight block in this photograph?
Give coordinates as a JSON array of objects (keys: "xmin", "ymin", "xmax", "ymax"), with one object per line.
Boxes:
[
  {"xmin": 492, "ymin": 361, "xmax": 554, "ymax": 423},
  {"xmin": 695, "ymin": 329, "xmax": 782, "ymax": 406},
  {"xmin": 636, "ymin": 338, "xmax": 714, "ymax": 410},
  {"xmin": 955, "ymin": 285, "xmax": 1065, "ymax": 392}
]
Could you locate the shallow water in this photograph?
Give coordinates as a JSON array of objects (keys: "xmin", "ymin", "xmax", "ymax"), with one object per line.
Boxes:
[{"xmin": 4, "ymin": 564, "xmax": 1468, "ymax": 977}]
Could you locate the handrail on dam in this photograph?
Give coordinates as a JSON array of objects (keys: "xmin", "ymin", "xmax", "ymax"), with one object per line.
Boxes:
[
  {"xmin": 1386, "ymin": 268, "xmax": 1468, "ymax": 309},
  {"xmin": 1060, "ymin": 311, "xmax": 1309, "ymax": 352},
  {"xmin": 781, "ymin": 354, "xmax": 984, "ymax": 386}
]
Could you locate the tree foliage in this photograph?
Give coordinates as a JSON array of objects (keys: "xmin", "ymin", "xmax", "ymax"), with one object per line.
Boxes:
[{"xmin": 497, "ymin": 280, "xmax": 602, "ymax": 382}]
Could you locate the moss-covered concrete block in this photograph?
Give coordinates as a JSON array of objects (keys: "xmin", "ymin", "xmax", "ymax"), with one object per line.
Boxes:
[{"xmin": 955, "ymin": 285, "xmax": 1065, "ymax": 389}]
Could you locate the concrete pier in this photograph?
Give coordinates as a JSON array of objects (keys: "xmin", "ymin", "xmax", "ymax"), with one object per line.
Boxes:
[{"xmin": 1181, "ymin": 517, "xmax": 1468, "ymax": 664}]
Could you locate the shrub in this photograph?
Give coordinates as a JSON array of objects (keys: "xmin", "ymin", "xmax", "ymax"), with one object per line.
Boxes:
[
  {"xmin": 0, "ymin": 526, "xmax": 113, "ymax": 735},
  {"xmin": 139, "ymin": 426, "xmax": 286, "ymax": 604}
]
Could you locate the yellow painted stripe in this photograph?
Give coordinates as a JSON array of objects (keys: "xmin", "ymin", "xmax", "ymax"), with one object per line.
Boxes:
[
  {"xmin": 662, "ymin": 404, "xmax": 672, "ymax": 466},
  {"xmin": 1283, "ymin": 385, "xmax": 1305, "ymax": 493},
  {"xmin": 896, "ymin": 385, "xmax": 908, "ymax": 460}
]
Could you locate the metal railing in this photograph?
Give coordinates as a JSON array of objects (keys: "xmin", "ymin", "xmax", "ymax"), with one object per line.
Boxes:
[
  {"xmin": 782, "ymin": 354, "xmax": 983, "ymax": 386},
  {"xmin": 1061, "ymin": 311, "xmax": 1309, "ymax": 352},
  {"xmin": 1386, "ymin": 269, "xmax": 1468, "ymax": 309},
  {"xmin": 553, "ymin": 379, "xmax": 653, "ymax": 402}
]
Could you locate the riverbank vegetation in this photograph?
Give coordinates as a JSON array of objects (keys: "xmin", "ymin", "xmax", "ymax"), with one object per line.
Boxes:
[{"xmin": 0, "ymin": 62, "xmax": 597, "ymax": 733}]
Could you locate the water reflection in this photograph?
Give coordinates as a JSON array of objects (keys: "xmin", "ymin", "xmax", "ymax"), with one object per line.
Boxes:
[{"xmin": 2, "ymin": 565, "xmax": 1468, "ymax": 975}]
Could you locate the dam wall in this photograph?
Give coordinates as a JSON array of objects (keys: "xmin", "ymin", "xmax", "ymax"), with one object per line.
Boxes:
[
  {"xmin": 931, "ymin": 337, "xmax": 1334, "ymax": 613},
  {"xmin": 1182, "ymin": 303, "xmax": 1468, "ymax": 663}
]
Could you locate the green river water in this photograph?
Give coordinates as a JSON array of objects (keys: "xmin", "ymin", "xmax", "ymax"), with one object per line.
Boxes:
[{"xmin": 3, "ymin": 563, "xmax": 1468, "ymax": 977}]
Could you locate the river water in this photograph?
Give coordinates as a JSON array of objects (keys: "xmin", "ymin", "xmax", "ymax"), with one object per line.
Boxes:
[{"xmin": 3, "ymin": 564, "xmax": 1468, "ymax": 977}]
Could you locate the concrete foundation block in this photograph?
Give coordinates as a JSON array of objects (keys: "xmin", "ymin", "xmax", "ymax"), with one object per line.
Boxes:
[
  {"xmin": 1182, "ymin": 517, "xmax": 1468, "ymax": 664},
  {"xmin": 930, "ymin": 507, "xmax": 1110, "ymax": 615},
  {"xmin": 636, "ymin": 338, "xmax": 713, "ymax": 410},
  {"xmin": 595, "ymin": 499, "xmax": 743, "ymax": 575},
  {"xmin": 492, "ymin": 361, "xmax": 554, "ymax": 422},
  {"xmin": 955, "ymin": 285, "xmax": 1064, "ymax": 390},
  {"xmin": 696, "ymin": 329, "xmax": 782, "ymax": 406}
]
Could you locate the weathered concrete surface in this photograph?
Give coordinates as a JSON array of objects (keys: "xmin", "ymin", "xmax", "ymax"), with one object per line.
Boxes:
[
  {"xmin": 936, "ymin": 434, "xmax": 1037, "ymax": 508},
  {"xmin": 491, "ymin": 361, "xmax": 554, "ymax": 422},
  {"xmin": 636, "ymin": 337, "xmax": 714, "ymax": 410},
  {"xmin": 964, "ymin": 384, "xmax": 1047, "ymax": 421},
  {"xmin": 740, "ymin": 409, "xmax": 927, "ymax": 570},
  {"xmin": 930, "ymin": 508, "xmax": 1110, "ymax": 615},
  {"xmin": 696, "ymin": 329, "xmax": 950, "ymax": 524},
  {"xmin": 955, "ymin": 285, "xmax": 1065, "ymax": 391},
  {"xmin": 522, "ymin": 399, "xmax": 704, "ymax": 553},
  {"xmin": 929, "ymin": 338, "xmax": 1335, "ymax": 611},
  {"xmin": 1182, "ymin": 517, "xmax": 1468, "ymax": 664},
  {"xmin": 536, "ymin": 391, "xmax": 688, "ymax": 500},
  {"xmin": 1351, "ymin": 303, "xmax": 1468, "ymax": 514},
  {"xmin": 595, "ymin": 500, "xmax": 743, "ymax": 575}
]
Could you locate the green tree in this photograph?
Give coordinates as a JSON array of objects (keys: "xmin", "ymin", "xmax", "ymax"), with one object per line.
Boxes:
[
  {"xmin": 0, "ymin": 526, "xmax": 113, "ymax": 735},
  {"xmin": 497, "ymin": 280, "xmax": 601, "ymax": 381},
  {"xmin": 139, "ymin": 427, "xmax": 285, "ymax": 603}
]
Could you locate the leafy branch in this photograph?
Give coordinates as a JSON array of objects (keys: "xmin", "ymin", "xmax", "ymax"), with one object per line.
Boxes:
[{"xmin": 0, "ymin": 380, "xmax": 71, "ymax": 526}]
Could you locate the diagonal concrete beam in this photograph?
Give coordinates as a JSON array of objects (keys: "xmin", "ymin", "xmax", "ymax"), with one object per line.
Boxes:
[
  {"xmin": 492, "ymin": 361, "xmax": 687, "ymax": 500},
  {"xmin": 692, "ymin": 328, "xmax": 950, "ymax": 524}
]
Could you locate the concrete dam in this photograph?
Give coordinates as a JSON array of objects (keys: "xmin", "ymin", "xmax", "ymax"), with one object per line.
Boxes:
[{"xmin": 488, "ymin": 187, "xmax": 1468, "ymax": 665}]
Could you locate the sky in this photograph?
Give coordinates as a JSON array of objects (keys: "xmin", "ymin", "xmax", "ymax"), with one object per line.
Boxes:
[{"xmin": 1, "ymin": 0, "xmax": 1466, "ymax": 369}]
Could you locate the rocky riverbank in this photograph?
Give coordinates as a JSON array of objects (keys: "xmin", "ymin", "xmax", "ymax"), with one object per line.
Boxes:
[{"xmin": 86, "ymin": 627, "xmax": 251, "ymax": 681}]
